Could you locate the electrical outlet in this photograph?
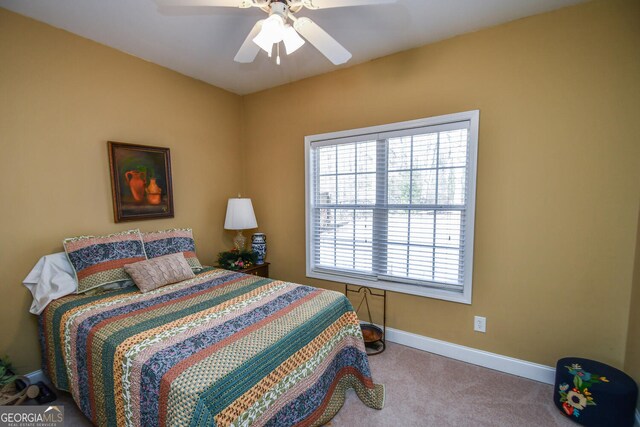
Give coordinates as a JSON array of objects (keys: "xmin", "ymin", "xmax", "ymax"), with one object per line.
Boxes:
[{"xmin": 474, "ymin": 316, "xmax": 486, "ymax": 333}]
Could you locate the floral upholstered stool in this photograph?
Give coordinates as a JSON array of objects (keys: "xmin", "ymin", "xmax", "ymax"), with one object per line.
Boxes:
[{"xmin": 553, "ymin": 357, "xmax": 638, "ymax": 427}]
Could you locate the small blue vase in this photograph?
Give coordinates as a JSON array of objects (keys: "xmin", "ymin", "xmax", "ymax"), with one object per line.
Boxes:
[{"xmin": 251, "ymin": 233, "xmax": 267, "ymax": 265}]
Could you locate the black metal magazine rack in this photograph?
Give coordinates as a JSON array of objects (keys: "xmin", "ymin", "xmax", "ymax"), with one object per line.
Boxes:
[{"xmin": 345, "ymin": 285, "xmax": 387, "ymax": 355}]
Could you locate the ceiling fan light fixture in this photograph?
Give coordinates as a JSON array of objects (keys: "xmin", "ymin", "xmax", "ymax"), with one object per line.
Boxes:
[
  {"xmin": 157, "ymin": 0, "xmax": 395, "ymax": 66},
  {"xmin": 282, "ymin": 24, "xmax": 305, "ymax": 55},
  {"xmin": 253, "ymin": 14, "xmax": 284, "ymax": 52}
]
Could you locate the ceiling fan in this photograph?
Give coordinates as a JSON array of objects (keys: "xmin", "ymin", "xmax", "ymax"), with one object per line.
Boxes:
[{"xmin": 155, "ymin": 0, "xmax": 397, "ymax": 65}]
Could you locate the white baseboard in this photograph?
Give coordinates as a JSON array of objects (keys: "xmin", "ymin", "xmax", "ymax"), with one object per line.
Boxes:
[{"xmin": 384, "ymin": 326, "xmax": 556, "ymax": 384}]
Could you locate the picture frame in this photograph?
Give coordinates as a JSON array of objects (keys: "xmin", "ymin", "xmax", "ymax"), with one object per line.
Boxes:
[{"xmin": 108, "ymin": 141, "xmax": 174, "ymax": 223}]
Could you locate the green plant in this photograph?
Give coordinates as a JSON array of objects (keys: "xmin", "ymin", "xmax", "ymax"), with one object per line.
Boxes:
[
  {"xmin": 0, "ymin": 356, "xmax": 16, "ymax": 387},
  {"xmin": 119, "ymin": 157, "xmax": 155, "ymax": 180},
  {"xmin": 218, "ymin": 248, "xmax": 258, "ymax": 270}
]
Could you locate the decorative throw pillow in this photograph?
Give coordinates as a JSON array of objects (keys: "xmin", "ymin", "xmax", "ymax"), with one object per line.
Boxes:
[
  {"xmin": 124, "ymin": 253, "xmax": 195, "ymax": 293},
  {"xmin": 142, "ymin": 228, "xmax": 203, "ymax": 271},
  {"xmin": 63, "ymin": 229, "xmax": 146, "ymax": 294}
]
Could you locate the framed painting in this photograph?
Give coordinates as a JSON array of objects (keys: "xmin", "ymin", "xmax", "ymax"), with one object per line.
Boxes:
[{"xmin": 108, "ymin": 141, "xmax": 174, "ymax": 223}]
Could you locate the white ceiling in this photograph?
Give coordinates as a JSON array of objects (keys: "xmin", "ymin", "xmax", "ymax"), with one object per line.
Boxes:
[{"xmin": 0, "ymin": 0, "xmax": 587, "ymax": 95}]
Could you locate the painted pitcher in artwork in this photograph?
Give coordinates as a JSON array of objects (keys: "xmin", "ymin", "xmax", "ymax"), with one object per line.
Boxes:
[
  {"xmin": 146, "ymin": 178, "xmax": 162, "ymax": 205},
  {"xmin": 125, "ymin": 170, "xmax": 146, "ymax": 202}
]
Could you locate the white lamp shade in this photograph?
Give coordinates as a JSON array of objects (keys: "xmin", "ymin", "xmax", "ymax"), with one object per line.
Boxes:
[{"xmin": 224, "ymin": 198, "xmax": 258, "ymax": 230}]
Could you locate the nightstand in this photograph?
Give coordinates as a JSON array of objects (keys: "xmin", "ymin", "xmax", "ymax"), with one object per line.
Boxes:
[{"xmin": 239, "ymin": 262, "xmax": 270, "ymax": 278}]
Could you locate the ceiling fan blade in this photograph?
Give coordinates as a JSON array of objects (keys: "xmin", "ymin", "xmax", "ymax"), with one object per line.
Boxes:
[
  {"xmin": 293, "ymin": 17, "xmax": 351, "ymax": 65},
  {"xmin": 234, "ymin": 20, "xmax": 264, "ymax": 63},
  {"xmin": 301, "ymin": 0, "xmax": 396, "ymax": 9},
  {"xmin": 155, "ymin": 0, "xmax": 250, "ymax": 7}
]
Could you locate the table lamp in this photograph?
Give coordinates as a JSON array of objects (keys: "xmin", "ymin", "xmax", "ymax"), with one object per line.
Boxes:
[{"xmin": 224, "ymin": 197, "xmax": 258, "ymax": 250}]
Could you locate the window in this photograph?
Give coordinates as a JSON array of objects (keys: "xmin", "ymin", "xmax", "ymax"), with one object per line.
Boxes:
[{"xmin": 305, "ymin": 111, "xmax": 479, "ymax": 303}]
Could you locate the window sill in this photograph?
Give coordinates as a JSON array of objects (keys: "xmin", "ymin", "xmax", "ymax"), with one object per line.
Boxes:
[{"xmin": 307, "ymin": 269, "xmax": 472, "ymax": 304}]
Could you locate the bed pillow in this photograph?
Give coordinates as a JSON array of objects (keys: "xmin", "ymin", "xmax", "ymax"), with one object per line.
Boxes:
[
  {"xmin": 124, "ymin": 253, "xmax": 195, "ymax": 293},
  {"xmin": 142, "ymin": 228, "xmax": 203, "ymax": 271},
  {"xmin": 63, "ymin": 229, "xmax": 147, "ymax": 294},
  {"xmin": 23, "ymin": 252, "xmax": 78, "ymax": 315}
]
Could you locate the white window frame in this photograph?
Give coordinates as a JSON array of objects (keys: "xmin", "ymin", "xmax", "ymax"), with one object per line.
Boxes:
[{"xmin": 305, "ymin": 110, "xmax": 479, "ymax": 304}]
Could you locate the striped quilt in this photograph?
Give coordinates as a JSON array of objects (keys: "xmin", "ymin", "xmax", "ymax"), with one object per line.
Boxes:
[{"xmin": 39, "ymin": 268, "xmax": 384, "ymax": 426}]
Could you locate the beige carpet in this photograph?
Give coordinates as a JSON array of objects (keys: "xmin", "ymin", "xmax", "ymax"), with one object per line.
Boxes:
[{"xmin": 48, "ymin": 342, "xmax": 574, "ymax": 426}]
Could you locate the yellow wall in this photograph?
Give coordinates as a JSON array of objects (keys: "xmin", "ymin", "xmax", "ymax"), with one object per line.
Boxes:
[
  {"xmin": 625, "ymin": 210, "xmax": 640, "ymax": 408},
  {"xmin": 2, "ymin": 0, "xmax": 640, "ymax": 376},
  {"xmin": 243, "ymin": 0, "xmax": 640, "ymax": 368},
  {"xmin": 0, "ymin": 9, "xmax": 242, "ymax": 372}
]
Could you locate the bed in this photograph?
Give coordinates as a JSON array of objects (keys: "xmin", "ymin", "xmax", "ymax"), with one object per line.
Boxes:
[{"xmin": 39, "ymin": 267, "xmax": 384, "ymax": 426}]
